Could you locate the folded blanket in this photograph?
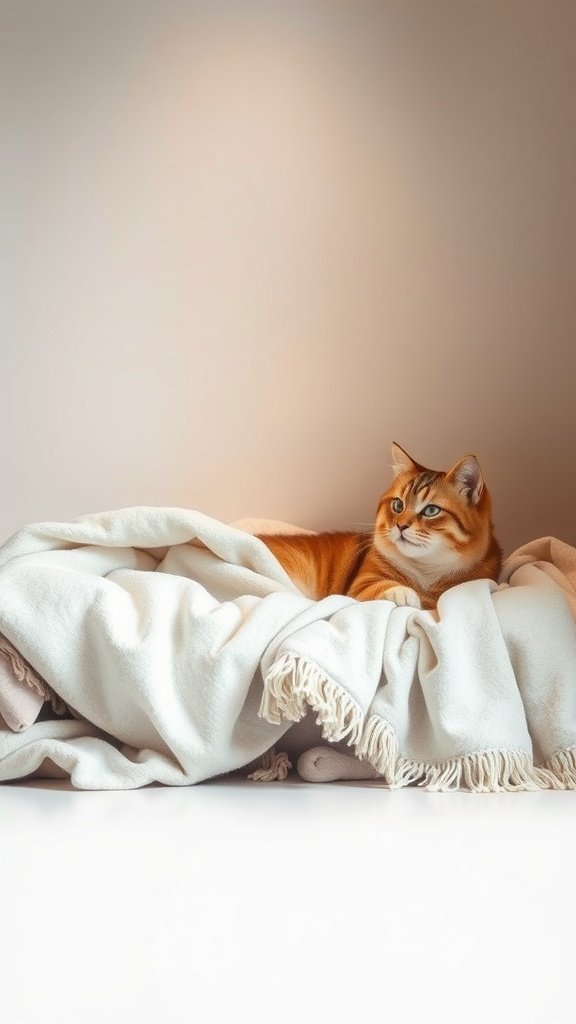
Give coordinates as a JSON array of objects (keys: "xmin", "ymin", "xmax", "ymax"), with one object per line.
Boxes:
[
  {"xmin": 501, "ymin": 535, "xmax": 576, "ymax": 616},
  {"xmin": 0, "ymin": 638, "xmax": 45, "ymax": 731},
  {"xmin": 0, "ymin": 506, "xmax": 575, "ymax": 791}
]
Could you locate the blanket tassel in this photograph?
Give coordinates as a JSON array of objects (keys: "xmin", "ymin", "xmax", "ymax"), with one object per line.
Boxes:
[
  {"xmin": 354, "ymin": 714, "xmax": 398, "ymax": 783},
  {"xmin": 545, "ymin": 748, "xmax": 576, "ymax": 789},
  {"xmin": 247, "ymin": 748, "xmax": 292, "ymax": 783},
  {"xmin": 260, "ymin": 653, "xmax": 363, "ymax": 746}
]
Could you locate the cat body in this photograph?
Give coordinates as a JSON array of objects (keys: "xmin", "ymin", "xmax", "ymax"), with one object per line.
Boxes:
[{"xmin": 259, "ymin": 444, "xmax": 502, "ymax": 610}]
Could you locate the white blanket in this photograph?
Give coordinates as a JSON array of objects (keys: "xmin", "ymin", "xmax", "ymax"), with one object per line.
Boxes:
[{"xmin": 0, "ymin": 507, "xmax": 575, "ymax": 791}]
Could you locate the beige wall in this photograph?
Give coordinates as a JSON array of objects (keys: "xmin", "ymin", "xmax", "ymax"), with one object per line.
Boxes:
[{"xmin": 2, "ymin": 0, "xmax": 575, "ymax": 555}]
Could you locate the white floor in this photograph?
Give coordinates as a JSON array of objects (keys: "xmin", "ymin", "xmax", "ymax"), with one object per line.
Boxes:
[{"xmin": 1, "ymin": 777, "xmax": 575, "ymax": 1024}]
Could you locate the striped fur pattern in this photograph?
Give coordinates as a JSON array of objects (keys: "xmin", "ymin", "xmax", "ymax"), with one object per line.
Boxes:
[{"xmin": 259, "ymin": 443, "xmax": 502, "ymax": 610}]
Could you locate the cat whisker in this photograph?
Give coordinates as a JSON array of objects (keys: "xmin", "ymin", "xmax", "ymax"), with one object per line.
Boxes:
[{"xmin": 356, "ymin": 537, "xmax": 375, "ymax": 556}]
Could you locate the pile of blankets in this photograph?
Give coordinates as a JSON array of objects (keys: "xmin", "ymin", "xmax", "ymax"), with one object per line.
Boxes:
[{"xmin": 0, "ymin": 506, "xmax": 574, "ymax": 792}]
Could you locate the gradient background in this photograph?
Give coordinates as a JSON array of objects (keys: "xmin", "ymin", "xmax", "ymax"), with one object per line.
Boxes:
[{"xmin": 2, "ymin": 0, "xmax": 575, "ymax": 555}]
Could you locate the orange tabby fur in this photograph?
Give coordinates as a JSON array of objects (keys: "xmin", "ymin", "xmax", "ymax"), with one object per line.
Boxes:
[{"xmin": 258, "ymin": 443, "xmax": 502, "ymax": 610}]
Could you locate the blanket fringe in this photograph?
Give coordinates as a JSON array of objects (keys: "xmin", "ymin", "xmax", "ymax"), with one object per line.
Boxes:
[
  {"xmin": 259, "ymin": 655, "xmax": 573, "ymax": 792},
  {"xmin": 354, "ymin": 714, "xmax": 562, "ymax": 791},
  {"xmin": 545, "ymin": 748, "xmax": 576, "ymax": 789},
  {"xmin": 260, "ymin": 653, "xmax": 363, "ymax": 745},
  {"xmin": 396, "ymin": 750, "xmax": 554, "ymax": 792},
  {"xmin": 355, "ymin": 714, "xmax": 398, "ymax": 782},
  {"xmin": 247, "ymin": 748, "xmax": 292, "ymax": 782},
  {"xmin": 0, "ymin": 635, "xmax": 67, "ymax": 715}
]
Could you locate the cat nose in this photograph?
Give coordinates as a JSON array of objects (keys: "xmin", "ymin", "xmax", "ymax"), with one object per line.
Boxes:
[{"xmin": 398, "ymin": 523, "xmax": 409, "ymax": 533}]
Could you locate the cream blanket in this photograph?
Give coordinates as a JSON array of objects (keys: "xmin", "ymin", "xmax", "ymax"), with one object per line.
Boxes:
[{"xmin": 0, "ymin": 508, "xmax": 575, "ymax": 791}]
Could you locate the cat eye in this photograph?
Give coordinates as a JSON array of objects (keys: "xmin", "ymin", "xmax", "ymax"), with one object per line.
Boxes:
[
  {"xmin": 421, "ymin": 504, "xmax": 441, "ymax": 517},
  {"xmin": 391, "ymin": 498, "xmax": 404, "ymax": 513}
]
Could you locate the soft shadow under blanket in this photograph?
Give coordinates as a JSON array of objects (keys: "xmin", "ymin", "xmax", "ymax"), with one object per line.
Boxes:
[{"xmin": 0, "ymin": 507, "xmax": 575, "ymax": 791}]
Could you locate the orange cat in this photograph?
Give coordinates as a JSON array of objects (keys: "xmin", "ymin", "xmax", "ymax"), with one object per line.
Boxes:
[{"xmin": 259, "ymin": 443, "xmax": 502, "ymax": 610}]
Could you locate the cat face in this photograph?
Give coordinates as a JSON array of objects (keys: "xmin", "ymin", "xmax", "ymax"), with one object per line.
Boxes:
[{"xmin": 374, "ymin": 443, "xmax": 492, "ymax": 572}]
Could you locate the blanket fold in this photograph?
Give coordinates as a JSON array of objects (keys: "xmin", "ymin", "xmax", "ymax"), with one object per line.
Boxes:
[{"xmin": 0, "ymin": 507, "xmax": 575, "ymax": 791}]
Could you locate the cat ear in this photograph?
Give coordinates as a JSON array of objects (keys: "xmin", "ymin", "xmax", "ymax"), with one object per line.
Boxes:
[
  {"xmin": 390, "ymin": 442, "xmax": 420, "ymax": 477},
  {"xmin": 447, "ymin": 455, "xmax": 484, "ymax": 504}
]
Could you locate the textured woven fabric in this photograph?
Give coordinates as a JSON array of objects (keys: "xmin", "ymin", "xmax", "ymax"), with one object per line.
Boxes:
[{"xmin": 0, "ymin": 508, "xmax": 575, "ymax": 790}]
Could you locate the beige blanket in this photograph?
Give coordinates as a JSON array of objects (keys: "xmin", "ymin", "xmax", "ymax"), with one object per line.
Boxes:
[{"xmin": 501, "ymin": 535, "xmax": 576, "ymax": 614}]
